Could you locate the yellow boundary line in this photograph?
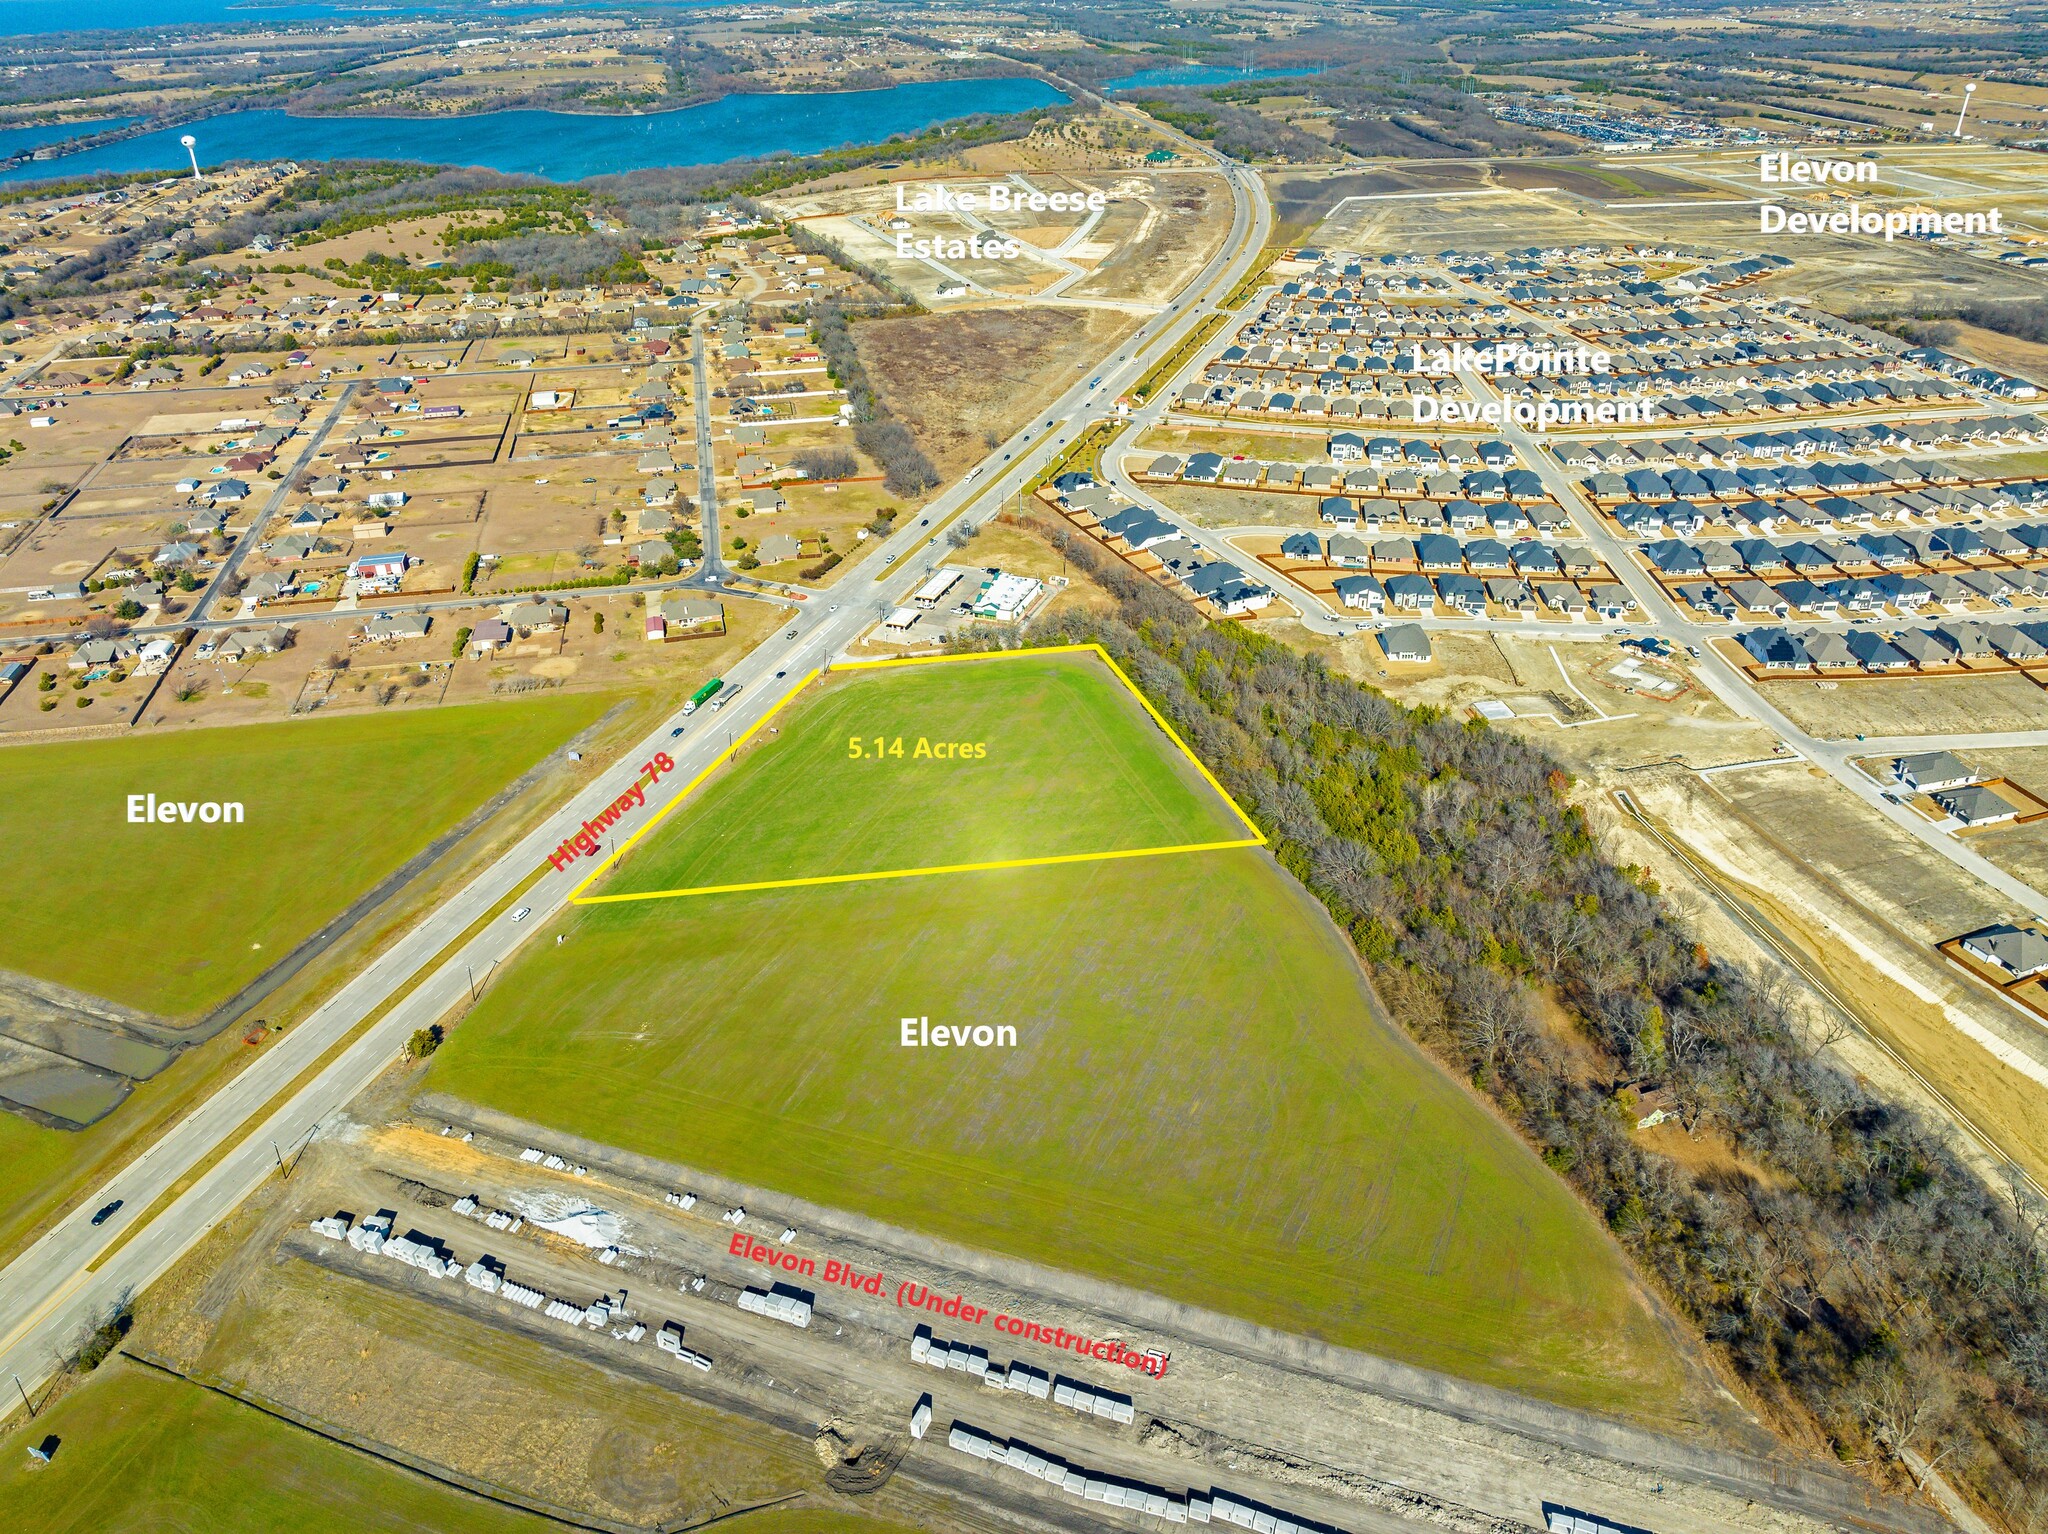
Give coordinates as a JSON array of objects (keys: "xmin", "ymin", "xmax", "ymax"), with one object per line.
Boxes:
[{"xmin": 567, "ymin": 643, "xmax": 1265, "ymax": 906}]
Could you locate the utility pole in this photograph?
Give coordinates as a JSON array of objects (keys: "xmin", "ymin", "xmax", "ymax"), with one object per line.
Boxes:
[{"xmin": 272, "ymin": 1140, "xmax": 289, "ymax": 1180}]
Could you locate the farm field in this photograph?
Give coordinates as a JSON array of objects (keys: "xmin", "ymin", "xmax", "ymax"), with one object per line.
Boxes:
[
  {"xmin": 597, "ymin": 648, "xmax": 1253, "ymax": 898},
  {"xmin": 147, "ymin": 1256, "xmax": 945, "ymax": 1534},
  {"xmin": 0, "ymin": 1358, "xmax": 553, "ymax": 1534},
  {"xmin": 0, "ymin": 693, "xmax": 612, "ymax": 1019},
  {"xmin": 433, "ymin": 660, "xmax": 1693, "ymax": 1418}
]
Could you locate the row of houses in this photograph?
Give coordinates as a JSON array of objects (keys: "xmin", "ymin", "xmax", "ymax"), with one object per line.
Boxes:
[
  {"xmin": 1140, "ymin": 451, "xmax": 1544, "ymax": 502},
  {"xmin": 1554, "ymin": 415, "xmax": 2046, "ymax": 471},
  {"xmin": 1500, "ymin": 366, "xmax": 1962, "ymax": 417},
  {"xmin": 1607, "ymin": 489, "xmax": 2047, "ymax": 545},
  {"xmin": 1670, "ymin": 566, "xmax": 2045, "ymax": 623},
  {"xmin": 1586, "ymin": 461, "xmax": 2039, "ymax": 508},
  {"xmin": 1176, "ymin": 383, "xmax": 1470, "ymax": 422},
  {"xmin": 1637, "ymin": 523, "xmax": 2048, "ymax": 580},
  {"xmin": 1278, "ymin": 530, "xmax": 1601, "ymax": 580},
  {"xmin": 1738, "ymin": 620, "xmax": 2048, "ymax": 675},
  {"xmin": 1329, "ymin": 570, "xmax": 1635, "ymax": 621},
  {"xmin": 1087, "ymin": 505, "xmax": 1274, "ymax": 617}
]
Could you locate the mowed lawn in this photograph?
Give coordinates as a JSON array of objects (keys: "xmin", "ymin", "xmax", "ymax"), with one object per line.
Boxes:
[
  {"xmin": 603, "ymin": 650, "xmax": 1249, "ymax": 896},
  {"xmin": 0, "ymin": 1360, "xmax": 553, "ymax": 1534},
  {"xmin": 434, "ymin": 658, "xmax": 1692, "ymax": 1415},
  {"xmin": 0, "ymin": 695, "xmax": 610, "ymax": 1020}
]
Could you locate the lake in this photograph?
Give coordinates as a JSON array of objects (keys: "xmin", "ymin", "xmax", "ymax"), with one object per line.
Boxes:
[
  {"xmin": 0, "ymin": 116, "xmax": 139, "ymax": 158},
  {"xmin": 0, "ymin": 77, "xmax": 1069, "ymax": 185}
]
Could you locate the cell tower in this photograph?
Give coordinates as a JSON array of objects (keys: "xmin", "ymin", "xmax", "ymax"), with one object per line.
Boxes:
[{"xmin": 180, "ymin": 134, "xmax": 200, "ymax": 179}]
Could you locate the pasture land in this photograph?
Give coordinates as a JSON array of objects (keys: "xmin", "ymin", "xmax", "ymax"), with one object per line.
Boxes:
[
  {"xmin": 0, "ymin": 693, "xmax": 610, "ymax": 1019},
  {"xmin": 594, "ymin": 648, "xmax": 1254, "ymax": 899},
  {"xmin": 433, "ymin": 653, "xmax": 1690, "ymax": 1417},
  {"xmin": 0, "ymin": 1358, "xmax": 552, "ymax": 1534}
]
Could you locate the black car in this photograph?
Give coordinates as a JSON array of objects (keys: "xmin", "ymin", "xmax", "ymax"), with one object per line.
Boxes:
[{"xmin": 91, "ymin": 1199, "xmax": 123, "ymax": 1226}]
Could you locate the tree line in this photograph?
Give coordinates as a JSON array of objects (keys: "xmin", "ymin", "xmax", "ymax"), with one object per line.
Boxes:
[
  {"xmin": 958, "ymin": 520, "xmax": 2048, "ymax": 1528},
  {"xmin": 810, "ymin": 299, "xmax": 938, "ymax": 498}
]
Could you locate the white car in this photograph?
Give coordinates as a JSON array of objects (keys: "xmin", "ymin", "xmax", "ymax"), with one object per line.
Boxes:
[{"xmin": 510, "ymin": 906, "xmax": 531, "ymax": 923}]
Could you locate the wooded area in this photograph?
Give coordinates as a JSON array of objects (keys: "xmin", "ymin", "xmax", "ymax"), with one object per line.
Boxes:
[{"xmin": 961, "ymin": 521, "xmax": 2048, "ymax": 1528}]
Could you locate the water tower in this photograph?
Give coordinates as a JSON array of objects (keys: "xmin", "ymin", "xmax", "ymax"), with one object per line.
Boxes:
[{"xmin": 179, "ymin": 134, "xmax": 200, "ymax": 179}]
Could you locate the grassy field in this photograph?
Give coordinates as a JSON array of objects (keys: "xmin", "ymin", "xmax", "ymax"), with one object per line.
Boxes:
[
  {"xmin": 0, "ymin": 1359, "xmax": 554, "ymax": 1534},
  {"xmin": 601, "ymin": 650, "xmax": 1250, "ymax": 896},
  {"xmin": 0, "ymin": 694, "xmax": 610, "ymax": 1019},
  {"xmin": 4, "ymin": 1358, "xmax": 940, "ymax": 1534},
  {"xmin": 433, "ymin": 656, "xmax": 1693, "ymax": 1418},
  {"xmin": 169, "ymin": 1256, "xmax": 942, "ymax": 1534}
]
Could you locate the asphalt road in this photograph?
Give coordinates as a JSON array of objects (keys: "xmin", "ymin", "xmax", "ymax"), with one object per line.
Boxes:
[
  {"xmin": 0, "ymin": 153, "xmax": 1982, "ymax": 1531},
  {"xmin": 0, "ymin": 145, "xmax": 1269, "ymax": 1402},
  {"xmin": 189, "ymin": 380, "xmax": 361, "ymax": 624},
  {"xmin": 1095, "ymin": 273, "xmax": 2048, "ymax": 935}
]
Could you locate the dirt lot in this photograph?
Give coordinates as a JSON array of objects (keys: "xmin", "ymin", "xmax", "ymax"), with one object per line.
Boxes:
[
  {"xmin": 1145, "ymin": 481, "xmax": 1324, "ymax": 530},
  {"xmin": 853, "ymin": 306, "xmax": 1139, "ymax": 482},
  {"xmin": 1944, "ymin": 321, "xmax": 2048, "ymax": 388},
  {"xmin": 1066, "ymin": 174, "xmax": 1230, "ymax": 308},
  {"xmin": 1970, "ymin": 821, "xmax": 2048, "ymax": 895},
  {"xmin": 1614, "ymin": 764, "xmax": 2048, "ymax": 1187},
  {"xmin": 1494, "ymin": 162, "xmax": 1709, "ymax": 199},
  {"xmin": 1759, "ymin": 673, "xmax": 2048, "ymax": 739}
]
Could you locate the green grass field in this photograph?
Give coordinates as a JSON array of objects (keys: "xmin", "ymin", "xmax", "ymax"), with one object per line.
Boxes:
[
  {"xmin": 432, "ymin": 653, "xmax": 1694, "ymax": 1417},
  {"xmin": 0, "ymin": 1360, "xmax": 943, "ymax": 1534},
  {"xmin": 0, "ymin": 694, "xmax": 610, "ymax": 1019},
  {"xmin": 600, "ymin": 649, "xmax": 1249, "ymax": 897},
  {"xmin": 0, "ymin": 1360, "xmax": 554, "ymax": 1534}
]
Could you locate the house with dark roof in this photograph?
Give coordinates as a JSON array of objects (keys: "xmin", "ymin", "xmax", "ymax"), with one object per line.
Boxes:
[
  {"xmin": 1333, "ymin": 574, "xmax": 1386, "ymax": 612},
  {"xmin": 1893, "ymin": 750, "xmax": 1977, "ymax": 792},
  {"xmin": 1740, "ymin": 627, "xmax": 1810, "ymax": 669},
  {"xmin": 1962, "ymin": 924, "xmax": 2048, "ymax": 978},
  {"xmin": 1935, "ymin": 783, "xmax": 2019, "ymax": 826},
  {"xmin": 1379, "ymin": 623, "xmax": 1431, "ymax": 663}
]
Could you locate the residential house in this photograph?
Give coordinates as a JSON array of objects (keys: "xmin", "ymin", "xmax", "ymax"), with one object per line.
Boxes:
[
  {"xmin": 351, "ymin": 551, "xmax": 408, "ymax": 595},
  {"xmin": 1961, "ymin": 924, "xmax": 2048, "ymax": 978},
  {"xmin": 646, "ymin": 593, "xmax": 724, "ymax": 641},
  {"xmin": 504, "ymin": 600, "xmax": 568, "ymax": 634},
  {"xmin": 468, "ymin": 618, "xmax": 513, "ymax": 654},
  {"xmin": 1893, "ymin": 750, "xmax": 1977, "ymax": 793},
  {"xmin": 1379, "ymin": 623, "xmax": 1432, "ymax": 663},
  {"xmin": 1935, "ymin": 783, "xmax": 2020, "ymax": 826},
  {"xmin": 1333, "ymin": 574, "xmax": 1386, "ymax": 612},
  {"xmin": 361, "ymin": 612, "xmax": 430, "ymax": 642}
]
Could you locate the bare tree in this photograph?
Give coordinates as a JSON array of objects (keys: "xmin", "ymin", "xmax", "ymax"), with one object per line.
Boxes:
[{"xmin": 1851, "ymin": 1356, "xmax": 1956, "ymax": 1485}]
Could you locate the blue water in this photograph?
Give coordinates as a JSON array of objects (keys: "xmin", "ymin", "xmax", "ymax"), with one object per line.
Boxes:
[
  {"xmin": 0, "ymin": 78, "xmax": 1068, "ymax": 184},
  {"xmin": 0, "ymin": 116, "xmax": 139, "ymax": 157},
  {"xmin": 1107, "ymin": 64, "xmax": 1320, "ymax": 93}
]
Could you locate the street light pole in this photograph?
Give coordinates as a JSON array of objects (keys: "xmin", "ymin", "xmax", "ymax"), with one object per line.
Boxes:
[{"xmin": 13, "ymin": 1373, "xmax": 33, "ymax": 1417}]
